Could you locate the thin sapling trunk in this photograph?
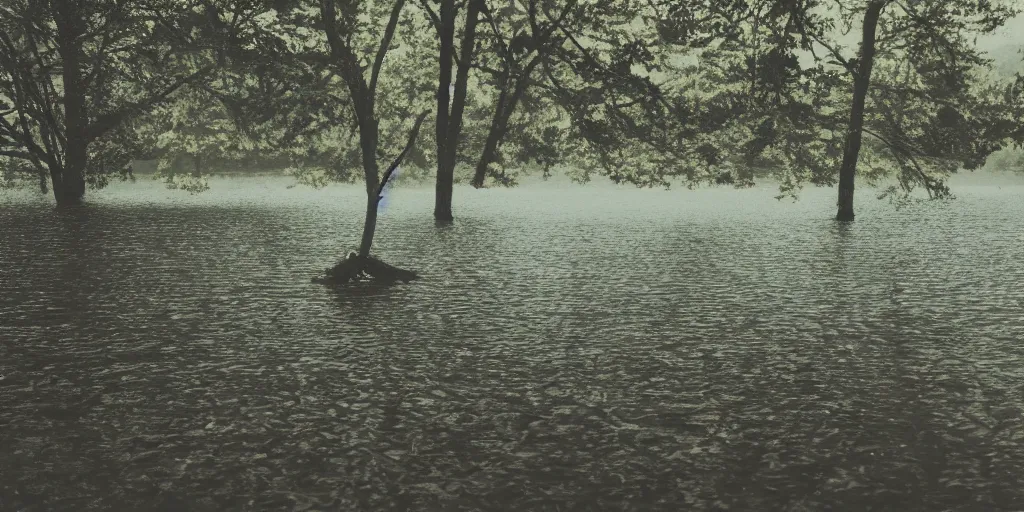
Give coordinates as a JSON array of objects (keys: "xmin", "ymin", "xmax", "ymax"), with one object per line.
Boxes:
[{"xmin": 315, "ymin": 111, "xmax": 430, "ymax": 285}]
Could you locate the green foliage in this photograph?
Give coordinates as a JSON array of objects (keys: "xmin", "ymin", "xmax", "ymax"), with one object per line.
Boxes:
[
  {"xmin": 4, "ymin": 0, "xmax": 1018, "ymax": 208},
  {"xmin": 528, "ymin": 1, "xmax": 816, "ymax": 190},
  {"xmin": 169, "ymin": 0, "xmax": 439, "ymax": 189},
  {"xmin": 756, "ymin": 0, "xmax": 1022, "ymax": 200},
  {"xmin": 0, "ymin": 157, "xmax": 40, "ymax": 190},
  {"xmin": 0, "ymin": 0, "xmax": 223, "ymax": 200},
  {"xmin": 985, "ymin": 147, "xmax": 1024, "ymax": 173}
]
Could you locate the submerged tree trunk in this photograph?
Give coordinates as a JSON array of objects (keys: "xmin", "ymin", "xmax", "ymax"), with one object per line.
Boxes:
[
  {"xmin": 319, "ymin": 111, "xmax": 430, "ymax": 285},
  {"xmin": 54, "ymin": 1, "xmax": 87, "ymax": 207},
  {"xmin": 316, "ymin": 0, "xmax": 423, "ymax": 285},
  {"xmin": 433, "ymin": 0, "xmax": 457, "ymax": 222},
  {"xmin": 836, "ymin": 1, "xmax": 885, "ymax": 222},
  {"xmin": 1, "ymin": 0, "xmax": 210, "ymax": 207},
  {"xmin": 434, "ymin": 0, "xmax": 481, "ymax": 222},
  {"xmin": 357, "ymin": 122, "xmax": 381, "ymax": 258}
]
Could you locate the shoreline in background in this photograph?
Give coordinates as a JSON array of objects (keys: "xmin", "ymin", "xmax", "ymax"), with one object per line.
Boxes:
[{"xmin": 128, "ymin": 168, "xmax": 1024, "ymax": 188}]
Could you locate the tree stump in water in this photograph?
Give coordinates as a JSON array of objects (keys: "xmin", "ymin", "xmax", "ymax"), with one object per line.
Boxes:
[{"xmin": 312, "ymin": 253, "xmax": 419, "ymax": 285}]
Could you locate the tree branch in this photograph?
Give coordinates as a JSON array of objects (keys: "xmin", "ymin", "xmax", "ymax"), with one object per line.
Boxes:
[
  {"xmin": 0, "ymin": 28, "xmax": 66, "ymax": 153},
  {"xmin": 370, "ymin": 0, "xmax": 408, "ymax": 96},
  {"xmin": 319, "ymin": 0, "xmax": 375, "ymax": 120},
  {"xmin": 539, "ymin": 0, "xmax": 578, "ymax": 42},
  {"xmin": 376, "ymin": 109, "xmax": 431, "ymax": 203},
  {"xmin": 86, "ymin": 65, "xmax": 213, "ymax": 142},
  {"xmin": 0, "ymin": 149, "xmax": 34, "ymax": 160},
  {"xmin": 480, "ymin": 2, "xmax": 510, "ymax": 68},
  {"xmin": 0, "ymin": 111, "xmax": 48, "ymax": 162},
  {"xmin": 862, "ymin": 125, "xmax": 944, "ymax": 198},
  {"xmin": 807, "ymin": 32, "xmax": 855, "ymax": 73},
  {"xmin": 443, "ymin": 0, "xmax": 482, "ymax": 149},
  {"xmin": 417, "ymin": 0, "xmax": 442, "ymax": 32}
]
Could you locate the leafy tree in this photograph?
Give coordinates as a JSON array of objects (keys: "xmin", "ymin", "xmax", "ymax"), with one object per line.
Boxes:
[
  {"xmin": 533, "ymin": 0, "xmax": 772, "ymax": 190},
  {"xmin": 465, "ymin": 0, "xmax": 574, "ymax": 188},
  {"xmin": 417, "ymin": 0, "xmax": 483, "ymax": 222},
  {"xmin": 688, "ymin": 1, "xmax": 852, "ymax": 196},
  {"xmin": 0, "ymin": 0, "xmax": 216, "ymax": 205},
  {"xmin": 136, "ymin": 1, "xmax": 319, "ymax": 192},
  {"xmin": 785, "ymin": 0, "xmax": 1020, "ymax": 220},
  {"xmin": 418, "ymin": 0, "xmax": 656, "ymax": 217},
  {"xmin": 167, "ymin": 0, "xmax": 437, "ymax": 280},
  {"xmin": 146, "ymin": 87, "xmax": 239, "ymax": 193},
  {"xmin": 1010, "ymin": 54, "xmax": 1024, "ymax": 153},
  {"xmin": 314, "ymin": 0, "xmax": 431, "ymax": 281}
]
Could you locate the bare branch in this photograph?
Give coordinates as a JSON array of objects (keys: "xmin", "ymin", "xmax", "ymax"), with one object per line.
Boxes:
[
  {"xmin": 417, "ymin": 0, "xmax": 441, "ymax": 32},
  {"xmin": 376, "ymin": 109, "xmax": 431, "ymax": 203},
  {"xmin": 370, "ymin": 0, "xmax": 408, "ymax": 96},
  {"xmin": 0, "ymin": 149, "xmax": 33, "ymax": 160}
]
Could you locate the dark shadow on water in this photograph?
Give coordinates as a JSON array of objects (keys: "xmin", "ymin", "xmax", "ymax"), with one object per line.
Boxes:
[
  {"xmin": 427, "ymin": 215, "xmax": 498, "ymax": 245},
  {"xmin": 829, "ymin": 218, "xmax": 854, "ymax": 239},
  {"xmin": 44, "ymin": 205, "xmax": 105, "ymax": 330},
  {"xmin": 322, "ymin": 279, "xmax": 415, "ymax": 327}
]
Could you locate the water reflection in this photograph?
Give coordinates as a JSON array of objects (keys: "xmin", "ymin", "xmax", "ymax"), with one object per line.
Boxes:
[{"xmin": 1, "ymin": 179, "xmax": 1023, "ymax": 511}]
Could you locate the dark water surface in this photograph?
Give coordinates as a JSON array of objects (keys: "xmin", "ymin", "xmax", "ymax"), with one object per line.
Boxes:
[{"xmin": 2, "ymin": 177, "xmax": 1023, "ymax": 511}]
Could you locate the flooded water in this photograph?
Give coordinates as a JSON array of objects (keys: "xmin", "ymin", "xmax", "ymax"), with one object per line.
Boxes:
[{"xmin": 1, "ymin": 176, "xmax": 1023, "ymax": 511}]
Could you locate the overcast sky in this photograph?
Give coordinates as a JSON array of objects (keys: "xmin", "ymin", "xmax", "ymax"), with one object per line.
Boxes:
[{"xmin": 979, "ymin": 12, "xmax": 1024, "ymax": 53}]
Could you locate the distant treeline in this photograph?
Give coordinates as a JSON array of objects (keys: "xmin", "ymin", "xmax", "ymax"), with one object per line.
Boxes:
[{"xmin": 984, "ymin": 147, "xmax": 1024, "ymax": 173}]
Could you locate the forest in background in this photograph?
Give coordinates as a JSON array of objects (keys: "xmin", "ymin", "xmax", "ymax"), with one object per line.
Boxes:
[{"xmin": 3, "ymin": 0, "xmax": 1024, "ymax": 218}]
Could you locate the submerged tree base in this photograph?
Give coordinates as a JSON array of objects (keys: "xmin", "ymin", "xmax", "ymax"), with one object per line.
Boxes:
[{"xmin": 311, "ymin": 254, "xmax": 419, "ymax": 285}]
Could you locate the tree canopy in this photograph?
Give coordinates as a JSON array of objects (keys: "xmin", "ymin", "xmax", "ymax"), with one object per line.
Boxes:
[{"xmin": 2, "ymin": 0, "xmax": 1020, "ymax": 215}]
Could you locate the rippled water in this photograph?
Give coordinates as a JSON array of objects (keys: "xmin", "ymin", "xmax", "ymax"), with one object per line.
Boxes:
[{"xmin": 1, "ymin": 176, "xmax": 1023, "ymax": 511}]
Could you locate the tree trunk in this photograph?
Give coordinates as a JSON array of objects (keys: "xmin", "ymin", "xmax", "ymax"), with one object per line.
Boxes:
[
  {"xmin": 358, "ymin": 197, "xmax": 380, "ymax": 258},
  {"xmin": 472, "ymin": 114, "xmax": 507, "ymax": 188},
  {"xmin": 472, "ymin": 66, "xmax": 535, "ymax": 188},
  {"xmin": 55, "ymin": 2, "xmax": 87, "ymax": 207},
  {"xmin": 318, "ymin": 111, "xmax": 429, "ymax": 285},
  {"xmin": 316, "ymin": 0, "xmax": 424, "ymax": 285},
  {"xmin": 46, "ymin": 161, "xmax": 65, "ymax": 202},
  {"xmin": 59, "ymin": 140, "xmax": 87, "ymax": 206},
  {"xmin": 357, "ymin": 120, "xmax": 381, "ymax": 258},
  {"xmin": 434, "ymin": 154, "xmax": 454, "ymax": 221},
  {"xmin": 434, "ymin": 0, "xmax": 481, "ymax": 222},
  {"xmin": 473, "ymin": 83, "xmax": 513, "ymax": 188},
  {"xmin": 434, "ymin": 0, "xmax": 456, "ymax": 222},
  {"xmin": 836, "ymin": 1, "xmax": 885, "ymax": 222}
]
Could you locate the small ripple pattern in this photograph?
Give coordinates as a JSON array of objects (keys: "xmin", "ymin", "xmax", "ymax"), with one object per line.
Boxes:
[{"xmin": 1, "ymin": 177, "xmax": 1023, "ymax": 511}]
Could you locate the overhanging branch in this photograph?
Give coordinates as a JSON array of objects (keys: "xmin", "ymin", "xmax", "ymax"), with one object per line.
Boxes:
[
  {"xmin": 0, "ymin": 149, "xmax": 33, "ymax": 160},
  {"xmin": 370, "ymin": 0, "xmax": 408, "ymax": 97},
  {"xmin": 376, "ymin": 109, "xmax": 431, "ymax": 203},
  {"xmin": 85, "ymin": 65, "xmax": 213, "ymax": 142}
]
